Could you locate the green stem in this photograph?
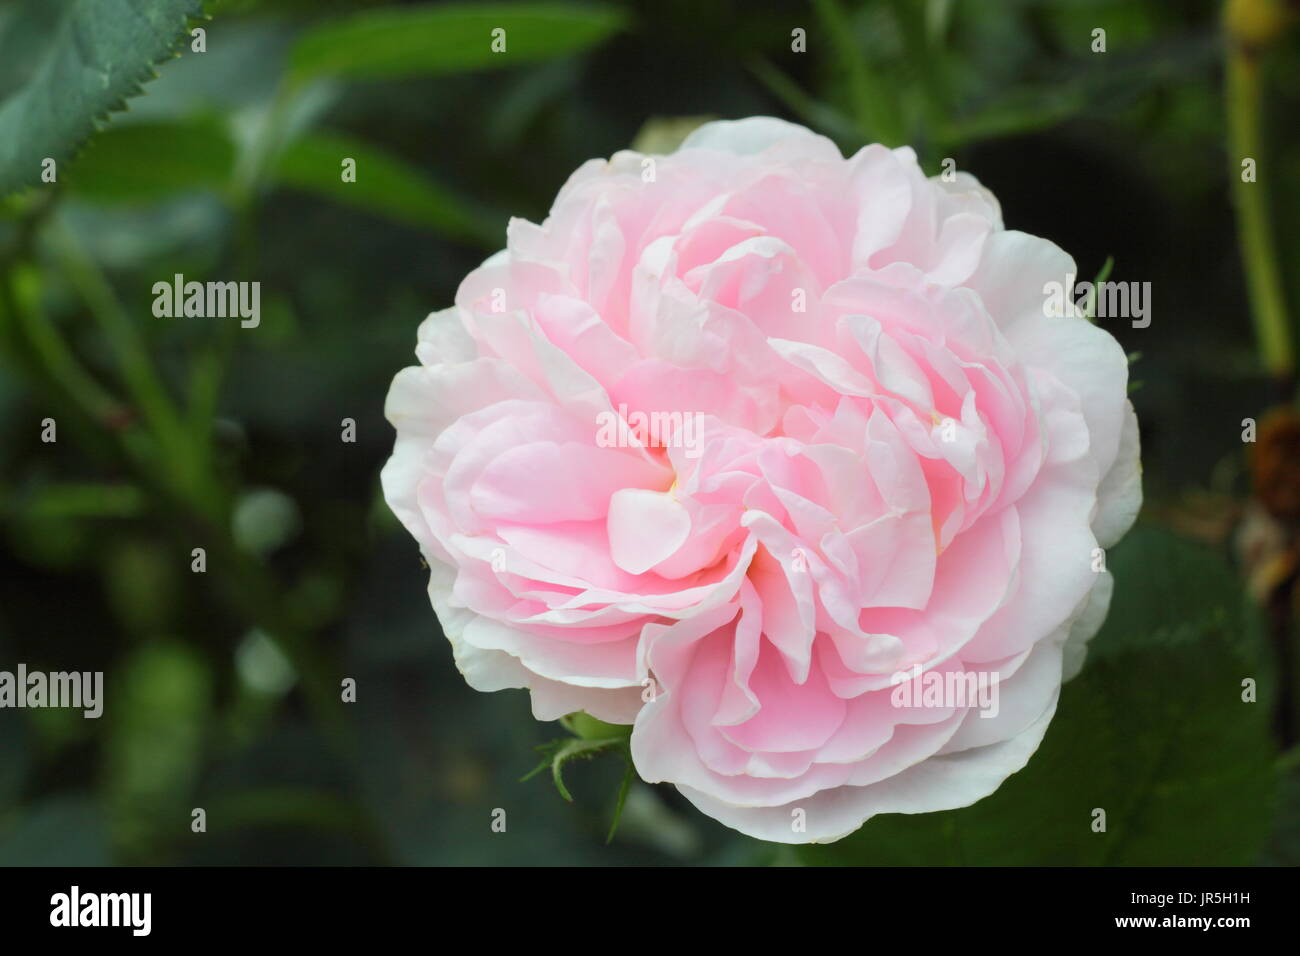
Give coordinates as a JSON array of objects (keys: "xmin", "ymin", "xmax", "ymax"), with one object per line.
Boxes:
[
  {"xmin": 46, "ymin": 222, "xmax": 182, "ymax": 431},
  {"xmin": 188, "ymin": 196, "xmax": 254, "ymax": 434},
  {"xmin": 0, "ymin": 268, "xmax": 124, "ymax": 425},
  {"xmin": 1226, "ymin": 47, "xmax": 1294, "ymax": 386},
  {"xmin": 46, "ymin": 220, "xmax": 223, "ymax": 518}
]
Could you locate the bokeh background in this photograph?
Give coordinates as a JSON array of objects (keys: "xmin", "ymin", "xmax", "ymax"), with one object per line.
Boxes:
[{"xmin": 1, "ymin": 0, "xmax": 1298, "ymax": 865}]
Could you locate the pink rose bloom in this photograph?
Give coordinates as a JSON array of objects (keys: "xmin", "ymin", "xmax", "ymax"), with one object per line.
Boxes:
[{"xmin": 382, "ymin": 117, "xmax": 1141, "ymax": 843}]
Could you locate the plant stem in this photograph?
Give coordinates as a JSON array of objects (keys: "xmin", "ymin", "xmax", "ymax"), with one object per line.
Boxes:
[
  {"xmin": 1225, "ymin": 43, "xmax": 1294, "ymax": 389},
  {"xmin": 46, "ymin": 219, "xmax": 224, "ymax": 518},
  {"xmin": 1, "ymin": 267, "xmax": 124, "ymax": 425}
]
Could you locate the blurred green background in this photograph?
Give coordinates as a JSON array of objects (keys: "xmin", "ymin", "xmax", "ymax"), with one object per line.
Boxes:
[{"xmin": 0, "ymin": 0, "xmax": 1298, "ymax": 866}]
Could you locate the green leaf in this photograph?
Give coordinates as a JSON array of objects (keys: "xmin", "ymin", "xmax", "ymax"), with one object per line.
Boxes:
[
  {"xmin": 1091, "ymin": 524, "xmax": 1247, "ymax": 660},
  {"xmin": 522, "ymin": 716, "xmax": 635, "ymax": 838},
  {"xmin": 1092, "ymin": 255, "xmax": 1116, "ymax": 288},
  {"xmin": 799, "ymin": 528, "xmax": 1277, "ymax": 865},
  {"xmin": 521, "ymin": 735, "xmax": 623, "ymax": 803},
  {"xmin": 272, "ymin": 131, "xmax": 501, "ymax": 247},
  {"xmin": 0, "ymin": 1, "xmax": 64, "ymax": 99},
  {"xmin": 12, "ymin": 481, "xmax": 145, "ymax": 520},
  {"xmin": 0, "ymin": 0, "xmax": 206, "ymax": 197},
  {"xmin": 606, "ymin": 759, "xmax": 634, "ymax": 844},
  {"xmin": 64, "ymin": 116, "xmax": 235, "ymax": 203},
  {"xmin": 1082, "ymin": 255, "xmax": 1115, "ymax": 321},
  {"xmin": 288, "ymin": 3, "xmax": 626, "ymax": 86}
]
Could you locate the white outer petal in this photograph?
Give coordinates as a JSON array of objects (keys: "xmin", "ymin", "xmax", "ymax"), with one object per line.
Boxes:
[
  {"xmin": 678, "ymin": 116, "xmax": 833, "ymax": 158},
  {"xmin": 428, "ymin": 554, "xmax": 645, "ymax": 724},
  {"xmin": 1060, "ymin": 570, "xmax": 1115, "ymax": 683},
  {"xmin": 1093, "ymin": 400, "xmax": 1142, "ymax": 549}
]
